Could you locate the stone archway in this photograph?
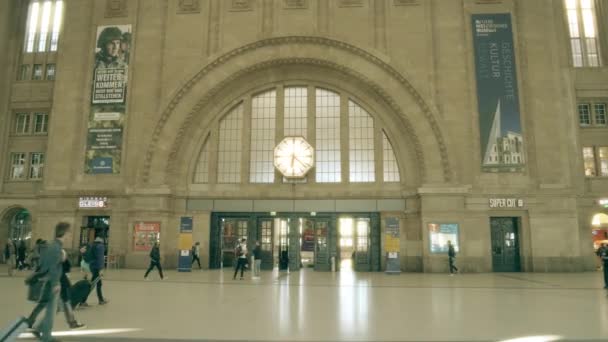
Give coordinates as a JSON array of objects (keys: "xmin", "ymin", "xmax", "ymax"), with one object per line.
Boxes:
[
  {"xmin": 0, "ymin": 206, "xmax": 32, "ymax": 261},
  {"xmin": 138, "ymin": 36, "xmax": 454, "ymax": 189}
]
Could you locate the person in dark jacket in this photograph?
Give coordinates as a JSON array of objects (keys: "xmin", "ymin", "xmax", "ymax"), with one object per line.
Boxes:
[
  {"xmin": 191, "ymin": 242, "xmax": 201, "ymax": 269},
  {"xmin": 17, "ymin": 240, "xmax": 27, "ymax": 270},
  {"xmin": 144, "ymin": 242, "xmax": 164, "ymax": 280},
  {"xmin": 600, "ymin": 246, "xmax": 608, "ymax": 289},
  {"xmin": 83, "ymin": 237, "xmax": 109, "ymax": 306},
  {"xmin": 252, "ymin": 241, "xmax": 262, "ymax": 279},
  {"xmin": 26, "ymin": 222, "xmax": 70, "ymax": 342},
  {"xmin": 448, "ymin": 240, "xmax": 459, "ymax": 275}
]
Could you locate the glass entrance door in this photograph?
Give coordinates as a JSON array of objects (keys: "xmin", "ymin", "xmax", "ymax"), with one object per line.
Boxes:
[
  {"xmin": 220, "ymin": 218, "xmax": 248, "ymax": 268},
  {"xmin": 354, "ymin": 218, "xmax": 371, "ymax": 271},
  {"xmin": 490, "ymin": 217, "xmax": 521, "ymax": 272},
  {"xmin": 258, "ymin": 218, "xmax": 274, "ymax": 270}
]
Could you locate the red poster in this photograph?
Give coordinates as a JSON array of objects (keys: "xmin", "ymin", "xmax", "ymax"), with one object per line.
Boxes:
[{"xmin": 133, "ymin": 222, "xmax": 160, "ymax": 252}]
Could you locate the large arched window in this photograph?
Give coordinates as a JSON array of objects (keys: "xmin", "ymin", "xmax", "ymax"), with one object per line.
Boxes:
[{"xmin": 193, "ymin": 85, "xmax": 401, "ymax": 184}]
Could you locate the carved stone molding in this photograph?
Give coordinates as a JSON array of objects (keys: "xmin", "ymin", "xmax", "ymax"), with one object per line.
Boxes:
[
  {"xmin": 230, "ymin": 0, "xmax": 253, "ymax": 11},
  {"xmin": 475, "ymin": 0, "xmax": 502, "ymax": 4},
  {"xmin": 105, "ymin": 0, "xmax": 127, "ymax": 18},
  {"xmin": 339, "ymin": 0, "xmax": 364, "ymax": 7},
  {"xmin": 394, "ymin": 0, "xmax": 419, "ymax": 6},
  {"xmin": 142, "ymin": 36, "xmax": 453, "ymax": 184},
  {"xmin": 177, "ymin": 0, "xmax": 201, "ymax": 14},
  {"xmin": 284, "ymin": 0, "xmax": 308, "ymax": 9}
]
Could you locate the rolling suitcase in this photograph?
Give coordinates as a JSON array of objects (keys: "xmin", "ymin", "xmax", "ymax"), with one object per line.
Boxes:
[
  {"xmin": 0, "ymin": 317, "xmax": 28, "ymax": 341},
  {"xmin": 70, "ymin": 276, "xmax": 101, "ymax": 308}
]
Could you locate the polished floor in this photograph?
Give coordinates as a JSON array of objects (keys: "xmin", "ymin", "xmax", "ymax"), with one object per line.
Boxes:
[{"xmin": 1, "ymin": 265, "xmax": 608, "ymax": 341}]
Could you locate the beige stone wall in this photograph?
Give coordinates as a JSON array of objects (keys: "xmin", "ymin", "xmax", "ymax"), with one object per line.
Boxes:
[{"xmin": 0, "ymin": 0, "xmax": 606, "ymax": 271}]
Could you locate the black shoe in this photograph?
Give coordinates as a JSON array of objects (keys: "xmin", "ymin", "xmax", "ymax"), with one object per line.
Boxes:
[
  {"xmin": 69, "ymin": 322, "xmax": 86, "ymax": 330},
  {"xmin": 99, "ymin": 299, "xmax": 109, "ymax": 305}
]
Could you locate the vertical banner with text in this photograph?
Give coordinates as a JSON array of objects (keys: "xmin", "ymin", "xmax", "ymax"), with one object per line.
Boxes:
[
  {"xmin": 85, "ymin": 25, "xmax": 132, "ymax": 174},
  {"xmin": 178, "ymin": 217, "xmax": 193, "ymax": 272},
  {"xmin": 385, "ymin": 217, "xmax": 401, "ymax": 274},
  {"xmin": 472, "ymin": 14, "xmax": 525, "ymax": 172}
]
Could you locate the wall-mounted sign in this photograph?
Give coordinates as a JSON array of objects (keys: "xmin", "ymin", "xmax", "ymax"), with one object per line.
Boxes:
[
  {"xmin": 428, "ymin": 223, "xmax": 460, "ymax": 254},
  {"xmin": 78, "ymin": 197, "xmax": 108, "ymax": 208},
  {"xmin": 598, "ymin": 199, "xmax": 608, "ymax": 208},
  {"xmin": 385, "ymin": 217, "xmax": 401, "ymax": 274},
  {"xmin": 133, "ymin": 222, "xmax": 160, "ymax": 252},
  {"xmin": 489, "ymin": 198, "xmax": 524, "ymax": 208}
]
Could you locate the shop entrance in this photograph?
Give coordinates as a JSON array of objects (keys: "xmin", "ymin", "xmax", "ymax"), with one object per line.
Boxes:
[
  {"xmin": 80, "ymin": 216, "xmax": 110, "ymax": 254},
  {"xmin": 209, "ymin": 212, "xmax": 380, "ymax": 271},
  {"xmin": 490, "ymin": 217, "xmax": 521, "ymax": 272}
]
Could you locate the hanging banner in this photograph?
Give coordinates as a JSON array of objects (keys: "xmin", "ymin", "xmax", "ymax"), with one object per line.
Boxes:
[
  {"xmin": 472, "ymin": 14, "xmax": 524, "ymax": 172},
  {"xmin": 85, "ymin": 25, "xmax": 132, "ymax": 174},
  {"xmin": 133, "ymin": 222, "xmax": 160, "ymax": 252}
]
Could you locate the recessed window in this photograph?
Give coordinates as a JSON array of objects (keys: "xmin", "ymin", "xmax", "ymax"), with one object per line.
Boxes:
[
  {"xmin": 583, "ymin": 147, "xmax": 597, "ymax": 176},
  {"xmin": 24, "ymin": 1, "xmax": 64, "ymax": 53},
  {"xmin": 382, "ymin": 131, "xmax": 400, "ymax": 182},
  {"xmin": 32, "ymin": 64, "xmax": 43, "ymax": 80},
  {"xmin": 599, "ymin": 147, "xmax": 608, "ymax": 177},
  {"xmin": 29, "ymin": 153, "xmax": 44, "ymax": 179},
  {"xmin": 348, "ymin": 100, "xmax": 375, "ymax": 183},
  {"xmin": 578, "ymin": 103, "xmax": 591, "ymax": 125},
  {"xmin": 595, "ymin": 103, "xmax": 606, "ymax": 125},
  {"xmin": 194, "ymin": 138, "xmax": 209, "ymax": 183},
  {"xmin": 34, "ymin": 113, "xmax": 49, "ymax": 134},
  {"xmin": 284, "ymin": 87, "xmax": 308, "ymax": 137},
  {"xmin": 565, "ymin": 0, "xmax": 602, "ymax": 67},
  {"xmin": 250, "ymin": 90, "xmax": 276, "ymax": 184},
  {"xmin": 10, "ymin": 153, "xmax": 27, "ymax": 180},
  {"xmin": 18, "ymin": 65, "xmax": 29, "ymax": 81},
  {"xmin": 15, "ymin": 113, "xmax": 30, "ymax": 134},
  {"xmin": 45, "ymin": 64, "xmax": 56, "ymax": 80},
  {"xmin": 315, "ymin": 88, "xmax": 341, "ymax": 183},
  {"xmin": 217, "ymin": 104, "xmax": 243, "ymax": 183}
]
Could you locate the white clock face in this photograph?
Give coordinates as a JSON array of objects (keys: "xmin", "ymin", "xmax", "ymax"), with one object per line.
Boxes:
[{"xmin": 274, "ymin": 137, "xmax": 314, "ymax": 178}]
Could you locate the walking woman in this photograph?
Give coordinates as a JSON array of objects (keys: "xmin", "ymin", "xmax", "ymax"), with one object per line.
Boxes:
[{"xmin": 144, "ymin": 242, "xmax": 164, "ymax": 280}]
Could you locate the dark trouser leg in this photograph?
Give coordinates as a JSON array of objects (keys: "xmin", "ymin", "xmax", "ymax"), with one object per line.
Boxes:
[
  {"xmin": 156, "ymin": 261, "xmax": 164, "ymax": 279},
  {"xmin": 233, "ymin": 261, "xmax": 239, "ymax": 279},
  {"xmin": 144, "ymin": 262, "xmax": 154, "ymax": 278},
  {"xmin": 27, "ymin": 302, "xmax": 46, "ymax": 328},
  {"xmin": 240, "ymin": 259, "xmax": 245, "ymax": 278},
  {"xmin": 449, "ymin": 257, "xmax": 458, "ymax": 273},
  {"xmin": 192, "ymin": 255, "xmax": 201, "ymax": 268},
  {"xmin": 62, "ymin": 300, "xmax": 76, "ymax": 325},
  {"xmin": 603, "ymin": 263, "xmax": 608, "ymax": 287},
  {"xmin": 91, "ymin": 268, "xmax": 104, "ymax": 302}
]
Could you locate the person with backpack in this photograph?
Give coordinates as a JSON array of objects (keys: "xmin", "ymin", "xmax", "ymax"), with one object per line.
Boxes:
[
  {"xmin": 144, "ymin": 242, "xmax": 164, "ymax": 280},
  {"xmin": 191, "ymin": 242, "xmax": 201, "ymax": 269},
  {"xmin": 233, "ymin": 238, "xmax": 247, "ymax": 280},
  {"xmin": 83, "ymin": 237, "xmax": 109, "ymax": 306}
]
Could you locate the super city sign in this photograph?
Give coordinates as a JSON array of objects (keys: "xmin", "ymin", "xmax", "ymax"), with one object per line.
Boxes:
[
  {"xmin": 79, "ymin": 197, "xmax": 108, "ymax": 208},
  {"xmin": 489, "ymin": 198, "xmax": 524, "ymax": 208}
]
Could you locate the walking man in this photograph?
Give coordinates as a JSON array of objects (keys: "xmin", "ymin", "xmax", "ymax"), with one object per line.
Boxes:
[
  {"xmin": 191, "ymin": 242, "xmax": 201, "ymax": 269},
  {"xmin": 448, "ymin": 240, "xmax": 459, "ymax": 275},
  {"xmin": 144, "ymin": 242, "xmax": 164, "ymax": 280},
  {"xmin": 600, "ymin": 245, "xmax": 608, "ymax": 289},
  {"xmin": 252, "ymin": 241, "xmax": 262, "ymax": 279},
  {"xmin": 83, "ymin": 237, "xmax": 109, "ymax": 306},
  {"xmin": 233, "ymin": 238, "xmax": 247, "ymax": 280},
  {"xmin": 29, "ymin": 222, "xmax": 70, "ymax": 342}
]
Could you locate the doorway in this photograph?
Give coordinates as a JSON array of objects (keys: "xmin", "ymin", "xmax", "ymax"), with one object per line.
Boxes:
[
  {"xmin": 490, "ymin": 217, "xmax": 521, "ymax": 272},
  {"xmin": 80, "ymin": 216, "xmax": 110, "ymax": 265}
]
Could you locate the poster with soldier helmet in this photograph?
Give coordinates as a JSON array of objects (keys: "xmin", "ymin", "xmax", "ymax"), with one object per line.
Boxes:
[{"xmin": 85, "ymin": 25, "xmax": 132, "ymax": 174}]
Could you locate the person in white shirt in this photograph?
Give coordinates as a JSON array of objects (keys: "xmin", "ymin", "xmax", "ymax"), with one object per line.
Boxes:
[{"xmin": 233, "ymin": 239, "xmax": 247, "ymax": 280}]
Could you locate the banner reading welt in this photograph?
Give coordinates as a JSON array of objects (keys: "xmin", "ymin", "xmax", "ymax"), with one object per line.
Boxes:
[
  {"xmin": 85, "ymin": 25, "xmax": 132, "ymax": 174},
  {"xmin": 472, "ymin": 14, "xmax": 525, "ymax": 172}
]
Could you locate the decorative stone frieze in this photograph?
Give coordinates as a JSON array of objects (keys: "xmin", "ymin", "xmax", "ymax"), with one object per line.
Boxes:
[
  {"xmin": 339, "ymin": 0, "xmax": 364, "ymax": 7},
  {"xmin": 105, "ymin": 0, "xmax": 127, "ymax": 18},
  {"xmin": 177, "ymin": 0, "xmax": 201, "ymax": 14},
  {"xmin": 230, "ymin": 0, "xmax": 253, "ymax": 12},
  {"xmin": 393, "ymin": 0, "xmax": 419, "ymax": 6},
  {"xmin": 284, "ymin": 0, "xmax": 308, "ymax": 10}
]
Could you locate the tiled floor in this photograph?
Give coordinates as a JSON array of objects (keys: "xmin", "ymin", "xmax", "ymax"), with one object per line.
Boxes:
[{"xmin": 1, "ymin": 266, "xmax": 608, "ymax": 341}]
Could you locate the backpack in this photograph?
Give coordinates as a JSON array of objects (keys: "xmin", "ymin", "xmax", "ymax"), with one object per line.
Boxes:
[
  {"xmin": 236, "ymin": 245, "xmax": 243, "ymax": 257},
  {"xmin": 83, "ymin": 245, "xmax": 95, "ymax": 264}
]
